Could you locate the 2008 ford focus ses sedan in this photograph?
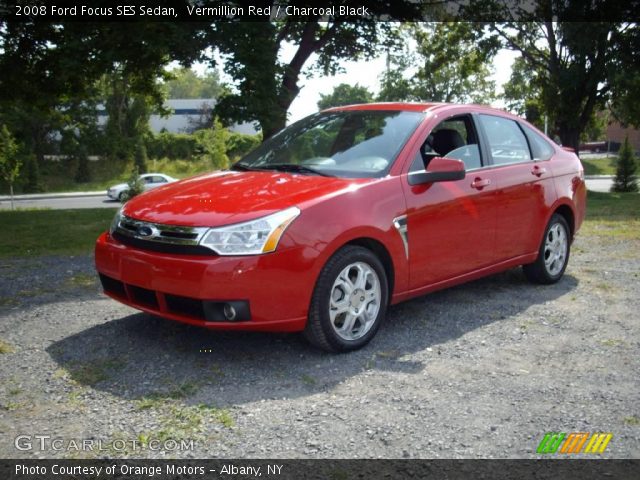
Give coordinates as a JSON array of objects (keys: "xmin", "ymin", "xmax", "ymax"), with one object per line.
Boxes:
[{"xmin": 96, "ymin": 103, "xmax": 586, "ymax": 352}]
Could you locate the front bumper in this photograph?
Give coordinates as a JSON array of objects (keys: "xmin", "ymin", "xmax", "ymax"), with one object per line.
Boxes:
[{"xmin": 95, "ymin": 232, "xmax": 318, "ymax": 332}]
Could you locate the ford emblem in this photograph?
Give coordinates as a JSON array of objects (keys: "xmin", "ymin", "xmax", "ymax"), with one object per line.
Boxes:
[{"xmin": 137, "ymin": 226, "xmax": 153, "ymax": 237}]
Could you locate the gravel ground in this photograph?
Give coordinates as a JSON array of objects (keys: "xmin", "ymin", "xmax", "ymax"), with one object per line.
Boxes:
[{"xmin": 0, "ymin": 231, "xmax": 638, "ymax": 459}]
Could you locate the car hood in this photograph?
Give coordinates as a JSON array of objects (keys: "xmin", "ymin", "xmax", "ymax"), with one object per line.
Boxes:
[{"xmin": 122, "ymin": 170, "xmax": 366, "ymax": 227}]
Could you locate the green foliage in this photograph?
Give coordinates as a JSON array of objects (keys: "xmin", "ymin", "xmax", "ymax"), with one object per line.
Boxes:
[
  {"xmin": 581, "ymin": 111, "xmax": 609, "ymax": 143},
  {"xmin": 317, "ymin": 83, "xmax": 374, "ymax": 110},
  {"xmin": 485, "ymin": 19, "xmax": 640, "ymax": 152},
  {"xmin": 193, "ymin": 118, "xmax": 229, "ymax": 169},
  {"xmin": 211, "ymin": 6, "xmax": 426, "ymax": 138},
  {"xmin": 612, "ymin": 137, "xmax": 638, "ymax": 193},
  {"xmin": 378, "ymin": 23, "xmax": 498, "ymax": 104},
  {"xmin": 0, "ymin": 125, "xmax": 20, "ymax": 186},
  {"xmin": 102, "ymin": 72, "xmax": 155, "ymax": 162},
  {"xmin": 502, "ymin": 57, "xmax": 547, "ymax": 130},
  {"xmin": 163, "ymin": 68, "xmax": 225, "ymax": 99},
  {"xmin": 122, "ymin": 167, "xmax": 145, "ymax": 203},
  {"xmin": 21, "ymin": 154, "xmax": 42, "ymax": 193},
  {"xmin": 226, "ymin": 131, "xmax": 261, "ymax": 162},
  {"xmin": 146, "ymin": 132, "xmax": 199, "ymax": 160},
  {"xmin": 134, "ymin": 142, "xmax": 148, "ymax": 175},
  {"xmin": 74, "ymin": 145, "xmax": 92, "ymax": 183}
]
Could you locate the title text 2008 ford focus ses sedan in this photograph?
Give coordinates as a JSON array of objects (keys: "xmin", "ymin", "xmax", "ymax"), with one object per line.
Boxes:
[{"xmin": 96, "ymin": 103, "xmax": 586, "ymax": 352}]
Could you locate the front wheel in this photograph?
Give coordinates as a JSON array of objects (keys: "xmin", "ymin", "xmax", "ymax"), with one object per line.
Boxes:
[
  {"xmin": 523, "ymin": 214, "xmax": 571, "ymax": 284},
  {"xmin": 304, "ymin": 246, "xmax": 388, "ymax": 353}
]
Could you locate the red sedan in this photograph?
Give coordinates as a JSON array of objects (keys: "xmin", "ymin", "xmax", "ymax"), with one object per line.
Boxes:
[{"xmin": 95, "ymin": 103, "xmax": 586, "ymax": 352}]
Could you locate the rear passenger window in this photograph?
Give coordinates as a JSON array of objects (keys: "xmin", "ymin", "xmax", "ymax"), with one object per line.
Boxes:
[
  {"xmin": 479, "ymin": 115, "xmax": 531, "ymax": 165},
  {"xmin": 520, "ymin": 123, "xmax": 555, "ymax": 160}
]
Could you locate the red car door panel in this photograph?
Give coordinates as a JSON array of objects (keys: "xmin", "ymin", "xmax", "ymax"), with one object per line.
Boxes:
[{"xmin": 403, "ymin": 171, "xmax": 498, "ymax": 289}]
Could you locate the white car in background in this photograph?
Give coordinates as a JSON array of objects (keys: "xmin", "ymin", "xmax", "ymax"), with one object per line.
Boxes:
[{"xmin": 107, "ymin": 173, "xmax": 177, "ymax": 201}]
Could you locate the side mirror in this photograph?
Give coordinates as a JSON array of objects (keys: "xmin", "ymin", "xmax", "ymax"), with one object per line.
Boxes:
[{"xmin": 408, "ymin": 156, "xmax": 466, "ymax": 186}]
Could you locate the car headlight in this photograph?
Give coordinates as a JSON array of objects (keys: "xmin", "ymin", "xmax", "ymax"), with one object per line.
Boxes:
[
  {"xmin": 199, "ymin": 207, "xmax": 300, "ymax": 255},
  {"xmin": 110, "ymin": 207, "xmax": 123, "ymax": 235}
]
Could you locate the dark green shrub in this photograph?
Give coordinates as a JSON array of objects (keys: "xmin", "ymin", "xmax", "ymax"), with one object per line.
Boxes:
[
  {"xmin": 121, "ymin": 166, "xmax": 144, "ymax": 202},
  {"xmin": 612, "ymin": 136, "xmax": 638, "ymax": 193},
  {"xmin": 226, "ymin": 131, "xmax": 261, "ymax": 161}
]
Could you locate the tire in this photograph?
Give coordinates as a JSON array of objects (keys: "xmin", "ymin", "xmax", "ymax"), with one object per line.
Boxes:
[
  {"xmin": 523, "ymin": 214, "xmax": 571, "ymax": 284},
  {"xmin": 118, "ymin": 191, "xmax": 127, "ymax": 202},
  {"xmin": 304, "ymin": 246, "xmax": 388, "ymax": 353}
]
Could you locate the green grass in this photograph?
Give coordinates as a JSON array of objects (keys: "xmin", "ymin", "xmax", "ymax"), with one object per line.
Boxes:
[
  {"xmin": 581, "ymin": 156, "xmax": 618, "ymax": 176},
  {"xmin": 586, "ymin": 190, "xmax": 640, "ymax": 220},
  {"xmin": 583, "ymin": 190, "xmax": 640, "ymax": 240},
  {"xmin": 0, "ymin": 208, "xmax": 114, "ymax": 257}
]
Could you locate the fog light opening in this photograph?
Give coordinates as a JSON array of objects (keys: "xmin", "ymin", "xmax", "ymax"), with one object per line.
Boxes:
[{"xmin": 223, "ymin": 303, "xmax": 237, "ymax": 321}]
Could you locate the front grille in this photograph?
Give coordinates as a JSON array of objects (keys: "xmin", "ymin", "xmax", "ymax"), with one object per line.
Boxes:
[
  {"xmin": 113, "ymin": 232, "xmax": 216, "ymax": 256},
  {"xmin": 128, "ymin": 285, "xmax": 159, "ymax": 309},
  {"xmin": 165, "ymin": 294, "xmax": 206, "ymax": 319},
  {"xmin": 113, "ymin": 215, "xmax": 215, "ymax": 256},
  {"xmin": 98, "ymin": 274, "xmax": 250, "ymax": 323},
  {"xmin": 99, "ymin": 274, "xmax": 126, "ymax": 298}
]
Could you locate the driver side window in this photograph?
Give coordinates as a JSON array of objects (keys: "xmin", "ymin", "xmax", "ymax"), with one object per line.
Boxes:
[{"xmin": 410, "ymin": 115, "xmax": 482, "ymax": 172}]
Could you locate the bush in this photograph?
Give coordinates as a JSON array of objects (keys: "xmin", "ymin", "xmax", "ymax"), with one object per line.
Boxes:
[
  {"xmin": 146, "ymin": 132, "xmax": 199, "ymax": 160},
  {"xmin": 226, "ymin": 131, "xmax": 261, "ymax": 162},
  {"xmin": 120, "ymin": 166, "xmax": 145, "ymax": 203},
  {"xmin": 612, "ymin": 136, "xmax": 638, "ymax": 193},
  {"xmin": 193, "ymin": 118, "xmax": 229, "ymax": 169}
]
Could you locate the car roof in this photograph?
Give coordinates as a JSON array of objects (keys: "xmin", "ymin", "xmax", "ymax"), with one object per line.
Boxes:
[{"xmin": 323, "ymin": 102, "xmax": 512, "ymax": 117}]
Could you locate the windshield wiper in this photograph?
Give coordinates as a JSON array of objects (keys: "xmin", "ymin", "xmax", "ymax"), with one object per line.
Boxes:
[
  {"xmin": 266, "ymin": 163, "xmax": 334, "ymax": 177},
  {"xmin": 230, "ymin": 163, "xmax": 259, "ymax": 172}
]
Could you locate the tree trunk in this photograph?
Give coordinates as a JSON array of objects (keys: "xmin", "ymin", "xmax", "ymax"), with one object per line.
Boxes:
[
  {"xmin": 9, "ymin": 183, "xmax": 14, "ymax": 211},
  {"xmin": 557, "ymin": 124, "xmax": 581, "ymax": 155}
]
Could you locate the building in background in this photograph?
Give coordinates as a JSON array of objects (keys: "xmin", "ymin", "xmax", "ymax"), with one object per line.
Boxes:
[{"xmin": 97, "ymin": 99, "xmax": 258, "ymax": 135}]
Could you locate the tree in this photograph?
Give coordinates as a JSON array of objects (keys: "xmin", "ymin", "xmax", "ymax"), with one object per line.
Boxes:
[
  {"xmin": 612, "ymin": 137, "xmax": 638, "ymax": 193},
  {"xmin": 0, "ymin": 20, "xmax": 206, "ymax": 167},
  {"xmin": 0, "ymin": 125, "xmax": 20, "ymax": 209},
  {"xmin": 134, "ymin": 142, "xmax": 148, "ymax": 174},
  {"xmin": 164, "ymin": 68, "xmax": 225, "ymax": 99},
  {"xmin": 482, "ymin": 13, "xmax": 640, "ymax": 152},
  {"xmin": 502, "ymin": 57, "xmax": 547, "ymax": 131},
  {"xmin": 317, "ymin": 83, "xmax": 374, "ymax": 110},
  {"xmin": 75, "ymin": 145, "xmax": 92, "ymax": 183},
  {"xmin": 209, "ymin": 1, "xmax": 427, "ymax": 139},
  {"xmin": 378, "ymin": 23, "xmax": 498, "ymax": 104}
]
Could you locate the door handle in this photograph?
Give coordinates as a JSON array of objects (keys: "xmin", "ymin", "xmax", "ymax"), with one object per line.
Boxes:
[
  {"xmin": 531, "ymin": 165, "xmax": 547, "ymax": 176},
  {"xmin": 471, "ymin": 177, "xmax": 491, "ymax": 190}
]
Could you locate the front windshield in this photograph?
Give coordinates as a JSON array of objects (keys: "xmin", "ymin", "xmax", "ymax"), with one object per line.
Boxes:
[{"xmin": 235, "ymin": 110, "xmax": 424, "ymax": 178}]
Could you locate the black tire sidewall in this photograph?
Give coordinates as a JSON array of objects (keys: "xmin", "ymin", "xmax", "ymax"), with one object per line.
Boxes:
[{"xmin": 315, "ymin": 247, "xmax": 388, "ymax": 352}]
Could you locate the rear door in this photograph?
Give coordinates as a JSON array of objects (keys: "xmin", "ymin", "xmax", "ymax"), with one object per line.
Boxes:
[{"xmin": 476, "ymin": 114, "xmax": 556, "ymax": 260}]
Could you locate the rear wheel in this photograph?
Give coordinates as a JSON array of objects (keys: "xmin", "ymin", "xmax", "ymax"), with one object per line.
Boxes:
[
  {"xmin": 523, "ymin": 214, "xmax": 570, "ymax": 284},
  {"xmin": 304, "ymin": 246, "xmax": 388, "ymax": 353}
]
